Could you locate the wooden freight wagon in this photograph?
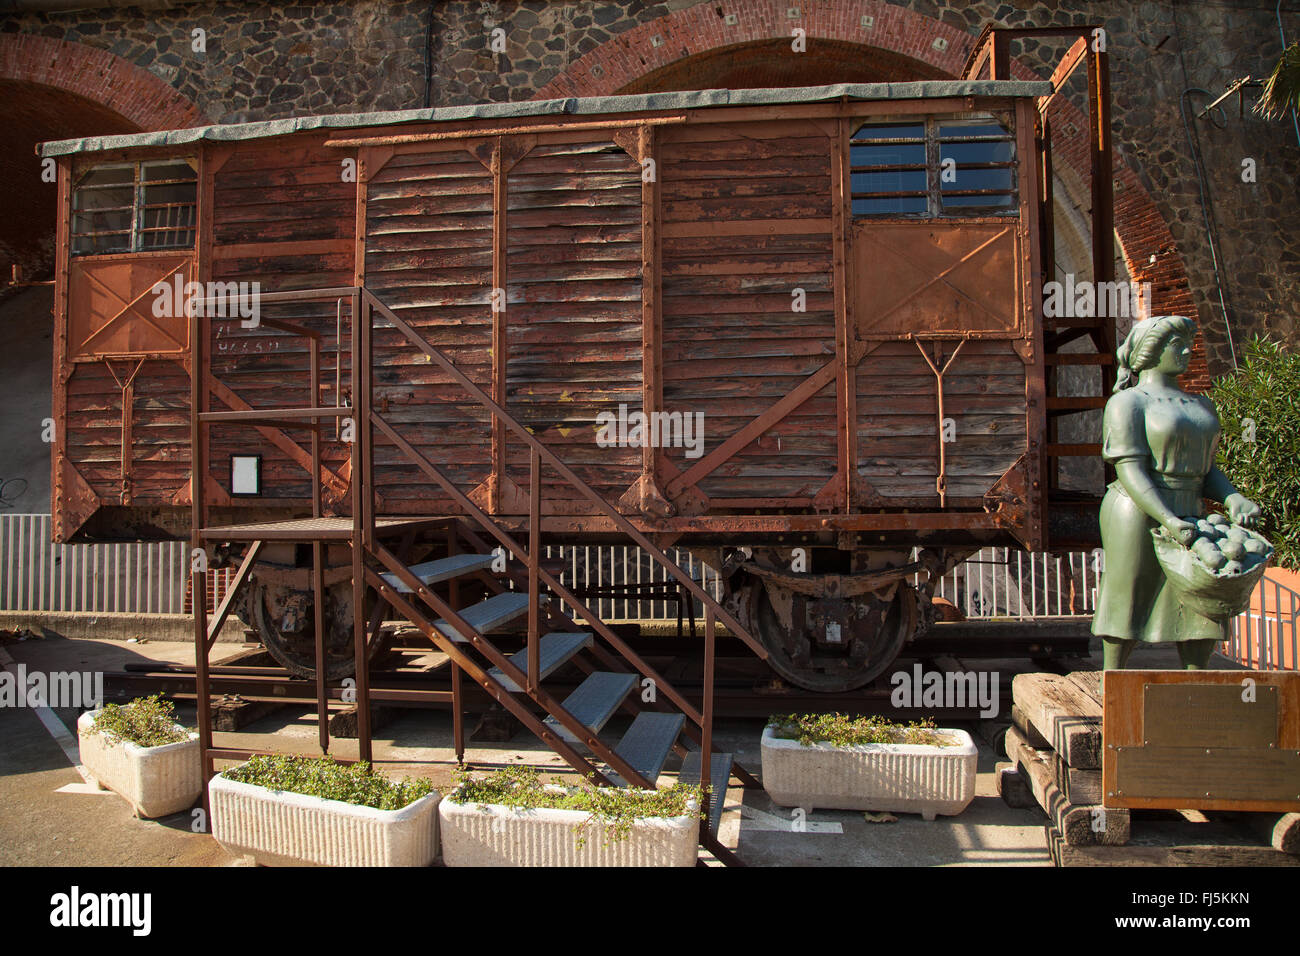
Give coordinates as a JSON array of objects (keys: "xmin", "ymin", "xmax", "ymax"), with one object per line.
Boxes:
[{"xmin": 41, "ymin": 34, "xmax": 1114, "ymax": 696}]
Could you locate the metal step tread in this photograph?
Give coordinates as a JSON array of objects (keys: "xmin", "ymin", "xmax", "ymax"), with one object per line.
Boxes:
[
  {"xmin": 380, "ymin": 553, "xmax": 494, "ymax": 592},
  {"xmin": 488, "ymin": 632, "xmax": 593, "ymax": 692},
  {"xmin": 610, "ymin": 712, "xmax": 686, "ymax": 786},
  {"xmin": 433, "ymin": 591, "xmax": 531, "ymax": 643},
  {"xmin": 543, "ymin": 671, "xmax": 637, "ymax": 743},
  {"xmin": 679, "ymin": 751, "xmax": 733, "ymax": 835}
]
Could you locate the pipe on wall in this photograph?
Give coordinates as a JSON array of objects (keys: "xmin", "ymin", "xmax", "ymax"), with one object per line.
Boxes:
[{"xmin": 1278, "ymin": 0, "xmax": 1300, "ymax": 147}]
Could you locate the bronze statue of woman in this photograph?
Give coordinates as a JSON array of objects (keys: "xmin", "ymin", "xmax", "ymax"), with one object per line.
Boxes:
[{"xmin": 1091, "ymin": 315, "xmax": 1261, "ymax": 669}]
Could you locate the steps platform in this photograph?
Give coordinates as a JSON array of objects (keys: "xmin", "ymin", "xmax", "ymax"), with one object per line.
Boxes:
[
  {"xmin": 610, "ymin": 712, "xmax": 686, "ymax": 786},
  {"xmin": 380, "ymin": 553, "xmax": 494, "ymax": 592},
  {"xmin": 680, "ymin": 751, "xmax": 733, "ymax": 834},
  {"xmin": 488, "ymin": 632, "xmax": 593, "ymax": 693},
  {"xmin": 432, "ymin": 591, "xmax": 531, "ymax": 643},
  {"xmin": 544, "ymin": 671, "xmax": 637, "ymax": 744}
]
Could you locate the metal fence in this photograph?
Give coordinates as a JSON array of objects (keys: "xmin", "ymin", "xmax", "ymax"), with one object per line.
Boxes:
[
  {"xmin": 925, "ymin": 546, "xmax": 1099, "ymax": 619},
  {"xmin": 2, "ymin": 512, "xmax": 1295, "ymax": 669},
  {"xmin": 1, "ymin": 513, "xmax": 192, "ymax": 613},
  {"xmin": 0, "ymin": 513, "xmax": 716, "ymax": 621},
  {"xmin": 542, "ymin": 543, "xmax": 723, "ymax": 623},
  {"xmin": 1223, "ymin": 572, "xmax": 1300, "ymax": 670}
]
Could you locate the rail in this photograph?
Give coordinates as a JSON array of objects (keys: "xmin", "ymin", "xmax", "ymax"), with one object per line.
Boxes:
[{"xmin": 924, "ymin": 546, "xmax": 1102, "ymax": 618}]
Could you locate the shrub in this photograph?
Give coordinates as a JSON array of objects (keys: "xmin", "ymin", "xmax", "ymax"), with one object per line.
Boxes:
[
  {"xmin": 1209, "ymin": 336, "xmax": 1300, "ymax": 570},
  {"xmin": 767, "ymin": 712, "xmax": 955, "ymax": 748},
  {"xmin": 88, "ymin": 694, "xmax": 189, "ymax": 748},
  {"xmin": 449, "ymin": 764, "xmax": 703, "ymax": 846},
  {"xmin": 223, "ymin": 754, "xmax": 435, "ymax": 811}
]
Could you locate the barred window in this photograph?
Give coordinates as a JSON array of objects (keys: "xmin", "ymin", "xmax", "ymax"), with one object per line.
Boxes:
[
  {"xmin": 850, "ymin": 116, "xmax": 1017, "ymax": 218},
  {"xmin": 71, "ymin": 160, "xmax": 197, "ymax": 256}
]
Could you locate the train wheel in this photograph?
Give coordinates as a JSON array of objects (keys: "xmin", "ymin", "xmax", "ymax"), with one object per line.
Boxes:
[
  {"xmin": 248, "ymin": 580, "xmax": 385, "ymax": 680},
  {"xmin": 745, "ymin": 576, "xmax": 918, "ymax": 693}
]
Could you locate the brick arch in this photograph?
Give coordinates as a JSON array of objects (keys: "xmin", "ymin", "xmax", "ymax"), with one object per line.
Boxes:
[
  {"xmin": 535, "ymin": 0, "xmax": 1207, "ymax": 384},
  {"xmin": 0, "ymin": 32, "xmax": 206, "ymax": 132},
  {"xmin": 0, "ymin": 34, "xmax": 208, "ymax": 279}
]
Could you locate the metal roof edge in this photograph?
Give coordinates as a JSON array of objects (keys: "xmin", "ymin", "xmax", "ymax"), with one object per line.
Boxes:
[{"xmin": 37, "ymin": 80, "xmax": 1051, "ymax": 157}]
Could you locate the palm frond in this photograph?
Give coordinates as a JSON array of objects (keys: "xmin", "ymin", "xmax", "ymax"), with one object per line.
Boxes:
[{"xmin": 1254, "ymin": 41, "xmax": 1300, "ymax": 121}]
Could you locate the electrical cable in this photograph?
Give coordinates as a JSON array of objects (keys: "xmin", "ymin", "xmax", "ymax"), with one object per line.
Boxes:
[
  {"xmin": 1179, "ymin": 88, "xmax": 1238, "ymax": 370},
  {"xmin": 423, "ymin": 1, "xmax": 435, "ymax": 109},
  {"xmin": 1172, "ymin": 5, "xmax": 1238, "ymax": 370}
]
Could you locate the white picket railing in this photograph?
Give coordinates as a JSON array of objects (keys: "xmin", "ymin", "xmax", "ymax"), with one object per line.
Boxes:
[
  {"xmin": 0, "ymin": 513, "xmax": 717, "ymax": 621},
  {"xmin": 543, "ymin": 543, "xmax": 724, "ymax": 623},
  {"xmin": 1, "ymin": 512, "xmax": 1295, "ymax": 669},
  {"xmin": 1, "ymin": 513, "xmax": 190, "ymax": 613},
  {"xmin": 923, "ymin": 546, "xmax": 1098, "ymax": 619},
  {"xmin": 1223, "ymin": 571, "xmax": 1300, "ymax": 670}
]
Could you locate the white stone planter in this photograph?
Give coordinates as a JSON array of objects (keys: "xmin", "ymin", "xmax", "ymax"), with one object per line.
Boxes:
[
  {"xmin": 209, "ymin": 773, "xmax": 440, "ymax": 867},
  {"xmin": 76, "ymin": 710, "xmax": 203, "ymax": 819},
  {"xmin": 440, "ymin": 788, "xmax": 699, "ymax": 867},
  {"xmin": 761, "ymin": 726, "xmax": 979, "ymax": 820}
]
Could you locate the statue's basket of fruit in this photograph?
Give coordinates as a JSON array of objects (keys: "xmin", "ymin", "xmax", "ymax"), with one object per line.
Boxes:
[{"xmin": 1151, "ymin": 514, "xmax": 1274, "ymax": 621}]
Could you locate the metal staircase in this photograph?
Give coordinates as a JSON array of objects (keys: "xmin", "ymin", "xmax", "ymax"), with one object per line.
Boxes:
[{"xmin": 188, "ymin": 286, "xmax": 764, "ymax": 865}]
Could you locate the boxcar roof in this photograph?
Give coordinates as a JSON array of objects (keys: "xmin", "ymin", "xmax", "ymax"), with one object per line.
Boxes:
[{"xmin": 38, "ymin": 79, "xmax": 1050, "ymax": 157}]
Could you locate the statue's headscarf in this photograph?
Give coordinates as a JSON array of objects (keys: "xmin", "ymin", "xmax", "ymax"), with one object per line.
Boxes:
[{"xmin": 1113, "ymin": 315, "xmax": 1196, "ymax": 392}]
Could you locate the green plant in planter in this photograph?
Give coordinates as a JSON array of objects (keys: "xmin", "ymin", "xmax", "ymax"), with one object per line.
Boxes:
[
  {"xmin": 1209, "ymin": 336, "xmax": 1300, "ymax": 570},
  {"xmin": 88, "ymin": 694, "xmax": 190, "ymax": 748},
  {"xmin": 450, "ymin": 764, "xmax": 704, "ymax": 848},
  {"xmin": 768, "ymin": 712, "xmax": 955, "ymax": 748},
  {"xmin": 223, "ymin": 754, "xmax": 435, "ymax": 811}
]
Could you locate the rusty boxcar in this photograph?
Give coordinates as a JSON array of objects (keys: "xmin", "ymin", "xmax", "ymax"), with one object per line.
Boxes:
[{"xmin": 42, "ymin": 59, "xmax": 1112, "ymax": 693}]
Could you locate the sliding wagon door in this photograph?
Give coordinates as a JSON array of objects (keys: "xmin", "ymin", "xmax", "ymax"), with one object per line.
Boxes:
[
  {"xmin": 846, "ymin": 105, "xmax": 1044, "ymax": 548},
  {"xmin": 363, "ymin": 148, "xmax": 495, "ymax": 514},
  {"xmin": 504, "ymin": 139, "xmax": 643, "ymax": 512},
  {"xmin": 657, "ymin": 120, "xmax": 838, "ymax": 512},
  {"xmin": 362, "ymin": 136, "xmax": 643, "ymax": 517}
]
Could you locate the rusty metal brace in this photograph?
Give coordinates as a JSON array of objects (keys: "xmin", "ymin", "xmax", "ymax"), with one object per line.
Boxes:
[
  {"xmin": 913, "ymin": 338, "xmax": 966, "ymax": 508},
  {"xmin": 104, "ymin": 357, "xmax": 146, "ymax": 504}
]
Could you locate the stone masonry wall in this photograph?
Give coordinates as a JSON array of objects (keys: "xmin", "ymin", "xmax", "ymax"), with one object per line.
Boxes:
[{"xmin": 3, "ymin": 0, "xmax": 1296, "ymax": 376}]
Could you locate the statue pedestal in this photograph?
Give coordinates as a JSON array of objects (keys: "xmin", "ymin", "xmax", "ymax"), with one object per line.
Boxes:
[
  {"xmin": 1005, "ymin": 669, "xmax": 1300, "ymax": 866},
  {"xmin": 1102, "ymin": 670, "xmax": 1300, "ymax": 813}
]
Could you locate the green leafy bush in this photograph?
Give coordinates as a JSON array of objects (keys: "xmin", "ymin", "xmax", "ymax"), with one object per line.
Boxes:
[
  {"xmin": 449, "ymin": 764, "xmax": 703, "ymax": 846},
  {"xmin": 768, "ymin": 712, "xmax": 955, "ymax": 748},
  {"xmin": 1209, "ymin": 336, "xmax": 1300, "ymax": 570},
  {"xmin": 223, "ymin": 754, "xmax": 435, "ymax": 811},
  {"xmin": 89, "ymin": 694, "xmax": 189, "ymax": 748}
]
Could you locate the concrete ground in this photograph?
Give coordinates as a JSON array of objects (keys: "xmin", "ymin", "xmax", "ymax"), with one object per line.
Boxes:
[
  {"xmin": 0, "ymin": 631, "xmax": 1235, "ymax": 867},
  {"xmin": 0, "ymin": 636, "xmax": 228, "ymax": 866}
]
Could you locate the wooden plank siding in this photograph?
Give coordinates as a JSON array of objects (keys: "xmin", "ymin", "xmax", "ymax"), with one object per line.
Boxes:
[
  {"xmin": 50, "ymin": 97, "xmax": 1046, "ymax": 548},
  {"xmin": 658, "ymin": 122, "xmax": 838, "ymax": 502},
  {"xmin": 363, "ymin": 147, "xmax": 494, "ymax": 509},
  {"xmin": 206, "ymin": 135, "xmax": 356, "ymax": 505},
  {"xmin": 856, "ymin": 339, "xmax": 1028, "ymax": 503},
  {"xmin": 503, "ymin": 140, "xmax": 643, "ymax": 504}
]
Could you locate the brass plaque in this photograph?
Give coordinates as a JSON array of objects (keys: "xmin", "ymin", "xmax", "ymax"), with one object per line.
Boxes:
[
  {"xmin": 1143, "ymin": 683, "xmax": 1278, "ymax": 749},
  {"xmin": 1116, "ymin": 747, "xmax": 1300, "ymax": 802}
]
